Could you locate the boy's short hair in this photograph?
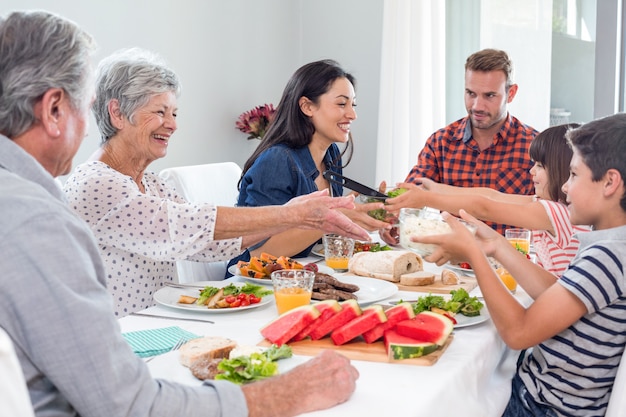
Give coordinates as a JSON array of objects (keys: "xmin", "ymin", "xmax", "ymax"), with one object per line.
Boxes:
[{"xmin": 566, "ymin": 113, "xmax": 626, "ymax": 211}]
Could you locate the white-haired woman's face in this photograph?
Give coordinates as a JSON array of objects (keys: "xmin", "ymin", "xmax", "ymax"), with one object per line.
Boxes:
[{"xmin": 122, "ymin": 91, "xmax": 178, "ymax": 162}]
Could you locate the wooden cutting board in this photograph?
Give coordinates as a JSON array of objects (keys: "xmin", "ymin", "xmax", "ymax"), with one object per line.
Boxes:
[
  {"xmin": 394, "ymin": 275, "xmax": 478, "ymax": 294},
  {"xmin": 258, "ymin": 335, "xmax": 453, "ymax": 366},
  {"xmin": 335, "ymin": 271, "xmax": 478, "ymax": 295}
]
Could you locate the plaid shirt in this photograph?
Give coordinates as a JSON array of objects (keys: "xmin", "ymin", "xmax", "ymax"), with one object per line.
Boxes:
[{"xmin": 405, "ymin": 114, "xmax": 538, "ymax": 234}]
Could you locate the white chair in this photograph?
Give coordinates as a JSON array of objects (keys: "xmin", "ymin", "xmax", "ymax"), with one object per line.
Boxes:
[
  {"xmin": 159, "ymin": 162, "xmax": 242, "ymax": 282},
  {"xmin": 606, "ymin": 348, "xmax": 626, "ymax": 417},
  {"xmin": 0, "ymin": 327, "xmax": 35, "ymax": 417}
]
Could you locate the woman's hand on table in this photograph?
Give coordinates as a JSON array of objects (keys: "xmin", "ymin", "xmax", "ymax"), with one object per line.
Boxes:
[{"xmin": 242, "ymin": 350, "xmax": 359, "ymax": 417}]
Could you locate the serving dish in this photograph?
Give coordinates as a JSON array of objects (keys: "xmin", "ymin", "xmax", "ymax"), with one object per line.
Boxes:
[
  {"xmin": 332, "ymin": 274, "xmax": 398, "ymax": 305},
  {"xmin": 154, "ymin": 281, "xmax": 272, "ymax": 313},
  {"xmin": 228, "ymin": 264, "xmax": 334, "ymax": 285}
]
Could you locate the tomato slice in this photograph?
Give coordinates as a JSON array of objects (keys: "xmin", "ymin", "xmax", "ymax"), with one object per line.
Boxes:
[{"xmin": 229, "ymin": 299, "xmax": 242, "ymax": 308}]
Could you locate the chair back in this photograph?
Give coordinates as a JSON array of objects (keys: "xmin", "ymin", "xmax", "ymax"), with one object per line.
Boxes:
[
  {"xmin": 159, "ymin": 161, "xmax": 242, "ymax": 206},
  {"xmin": 159, "ymin": 162, "xmax": 242, "ymax": 282},
  {"xmin": 606, "ymin": 347, "xmax": 626, "ymax": 417},
  {"xmin": 0, "ymin": 327, "xmax": 35, "ymax": 417}
]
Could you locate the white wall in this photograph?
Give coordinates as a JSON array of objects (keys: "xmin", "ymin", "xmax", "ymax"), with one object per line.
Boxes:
[{"xmin": 1, "ymin": 0, "xmax": 384, "ymax": 185}]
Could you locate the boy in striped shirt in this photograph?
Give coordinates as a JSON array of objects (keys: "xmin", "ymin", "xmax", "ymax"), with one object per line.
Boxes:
[{"xmin": 414, "ymin": 113, "xmax": 626, "ymax": 416}]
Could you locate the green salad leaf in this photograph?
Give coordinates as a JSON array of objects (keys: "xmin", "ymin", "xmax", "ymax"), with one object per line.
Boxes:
[
  {"xmin": 367, "ymin": 188, "xmax": 408, "ymax": 221},
  {"xmin": 408, "ymin": 288, "xmax": 483, "ymax": 317},
  {"xmin": 215, "ymin": 344, "xmax": 293, "ymax": 384}
]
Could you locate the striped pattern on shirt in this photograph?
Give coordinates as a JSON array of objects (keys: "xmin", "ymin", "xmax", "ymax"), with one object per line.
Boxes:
[
  {"xmin": 533, "ymin": 200, "xmax": 591, "ymax": 277},
  {"xmin": 519, "ymin": 233, "xmax": 626, "ymax": 416}
]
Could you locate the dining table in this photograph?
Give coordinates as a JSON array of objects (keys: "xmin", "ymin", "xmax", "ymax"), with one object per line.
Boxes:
[{"xmin": 118, "ymin": 252, "xmax": 533, "ymax": 417}]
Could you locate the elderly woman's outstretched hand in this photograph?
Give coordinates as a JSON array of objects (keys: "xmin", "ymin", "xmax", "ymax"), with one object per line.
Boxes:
[{"xmin": 286, "ymin": 190, "xmax": 371, "ymax": 241}]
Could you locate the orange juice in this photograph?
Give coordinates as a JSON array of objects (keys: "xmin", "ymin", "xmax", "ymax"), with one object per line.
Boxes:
[
  {"xmin": 508, "ymin": 238, "xmax": 530, "ymax": 255},
  {"xmin": 325, "ymin": 257, "xmax": 350, "ymax": 270},
  {"xmin": 496, "ymin": 267, "xmax": 517, "ymax": 293},
  {"xmin": 274, "ymin": 287, "xmax": 312, "ymax": 314}
]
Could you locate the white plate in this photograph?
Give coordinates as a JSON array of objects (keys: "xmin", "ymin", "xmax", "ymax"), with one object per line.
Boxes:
[
  {"xmin": 311, "ymin": 243, "xmax": 324, "ymax": 257},
  {"xmin": 228, "ymin": 264, "xmax": 335, "ymax": 285},
  {"xmin": 153, "ymin": 281, "xmax": 272, "ymax": 313},
  {"xmin": 333, "ymin": 274, "xmax": 398, "ymax": 306},
  {"xmin": 384, "ymin": 299, "xmax": 490, "ymax": 328},
  {"xmin": 453, "ymin": 308, "xmax": 490, "ymax": 328},
  {"xmin": 445, "ymin": 263, "xmax": 476, "ymax": 277}
]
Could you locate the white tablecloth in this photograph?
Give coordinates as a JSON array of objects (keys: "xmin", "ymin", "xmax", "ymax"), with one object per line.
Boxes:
[{"xmin": 118, "ymin": 257, "xmax": 526, "ymax": 417}]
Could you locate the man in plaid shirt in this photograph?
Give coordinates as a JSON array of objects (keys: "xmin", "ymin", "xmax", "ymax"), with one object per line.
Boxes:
[{"xmin": 405, "ymin": 49, "xmax": 538, "ymax": 234}]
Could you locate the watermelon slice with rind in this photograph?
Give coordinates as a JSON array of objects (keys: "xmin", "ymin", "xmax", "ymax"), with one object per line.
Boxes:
[
  {"xmin": 395, "ymin": 311, "xmax": 454, "ymax": 346},
  {"xmin": 291, "ymin": 300, "xmax": 341, "ymax": 342},
  {"xmin": 384, "ymin": 328, "xmax": 439, "ymax": 360},
  {"xmin": 330, "ymin": 304, "xmax": 387, "ymax": 346},
  {"xmin": 309, "ymin": 299, "xmax": 362, "ymax": 340},
  {"xmin": 362, "ymin": 302, "xmax": 415, "ymax": 344},
  {"xmin": 260, "ymin": 304, "xmax": 320, "ymax": 346}
]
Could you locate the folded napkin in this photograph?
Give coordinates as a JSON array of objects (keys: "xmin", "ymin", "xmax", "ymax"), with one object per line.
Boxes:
[{"xmin": 123, "ymin": 326, "xmax": 199, "ymax": 358}]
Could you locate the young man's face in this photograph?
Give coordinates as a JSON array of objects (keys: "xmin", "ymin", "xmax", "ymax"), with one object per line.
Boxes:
[
  {"xmin": 562, "ymin": 149, "xmax": 603, "ymax": 228},
  {"xmin": 464, "ymin": 70, "xmax": 516, "ymax": 131}
]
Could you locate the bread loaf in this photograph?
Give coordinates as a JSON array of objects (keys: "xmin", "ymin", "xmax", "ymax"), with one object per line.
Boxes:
[
  {"xmin": 179, "ymin": 336, "xmax": 237, "ymax": 368},
  {"xmin": 441, "ymin": 268, "xmax": 460, "ymax": 285},
  {"xmin": 348, "ymin": 250, "xmax": 423, "ymax": 282},
  {"xmin": 399, "ymin": 271, "xmax": 435, "ymax": 286}
]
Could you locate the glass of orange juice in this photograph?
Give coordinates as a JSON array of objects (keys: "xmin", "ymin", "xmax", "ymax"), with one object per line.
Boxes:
[
  {"xmin": 505, "ymin": 228, "xmax": 531, "ymax": 255},
  {"xmin": 496, "ymin": 267, "xmax": 517, "ymax": 293},
  {"xmin": 323, "ymin": 233, "xmax": 354, "ymax": 272},
  {"xmin": 270, "ymin": 269, "xmax": 315, "ymax": 315}
]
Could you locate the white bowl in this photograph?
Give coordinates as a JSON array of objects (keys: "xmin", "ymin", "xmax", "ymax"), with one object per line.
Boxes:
[{"xmin": 398, "ymin": 207, "xmax": 476, "ymax": 256}]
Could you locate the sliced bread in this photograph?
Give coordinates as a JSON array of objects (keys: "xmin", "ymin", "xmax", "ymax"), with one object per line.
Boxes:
[
  {"xmin": 179, "ymin": 336, "xmax": 237, "ymax": 368},
  {"xmin": 399, "ymin": 271, "xmax": 435, "ymax": 286}
]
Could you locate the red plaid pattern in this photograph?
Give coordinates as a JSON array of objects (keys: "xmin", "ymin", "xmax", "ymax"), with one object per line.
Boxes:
[{"xmin": 405, "ymin": 114, "xmax": 538, "ymax": 234}]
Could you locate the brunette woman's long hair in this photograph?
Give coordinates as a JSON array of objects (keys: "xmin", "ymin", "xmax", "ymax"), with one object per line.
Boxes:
[{"xmin": 238, "ymin": 59, "xmax": 355, "ymax": 188}]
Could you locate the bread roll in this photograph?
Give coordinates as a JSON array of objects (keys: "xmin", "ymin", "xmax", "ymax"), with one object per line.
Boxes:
[
  {"xmin": 348, "ymin": 250, "xmax": 423, "ymax": 282},
  {"xmin": 399, "ymin": 271, "xmax": 435, "ymax": 286},
  {"xmin": 179, "ymin": 336, "xmax": 237, "ymax": 368},
  {"xmin": 441, "ymin": 268, "xmax": 460, "ymax": 285}
]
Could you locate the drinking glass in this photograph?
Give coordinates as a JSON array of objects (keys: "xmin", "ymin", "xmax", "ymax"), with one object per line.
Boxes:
[
  {"xmin": 323, "ymin": 234, "xmax": 355, "ymax": 272},
  {"xmin": 270, "ymin": 269, "xmax": 315, "ymax": 315}
]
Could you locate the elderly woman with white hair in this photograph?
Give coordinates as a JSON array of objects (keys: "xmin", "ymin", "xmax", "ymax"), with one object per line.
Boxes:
[{"xmin": 63, "ymin": 48, "xmax": 371, "ymax": 317}]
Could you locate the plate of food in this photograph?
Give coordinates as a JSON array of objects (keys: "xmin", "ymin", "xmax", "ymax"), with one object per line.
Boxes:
[
  {"xmin": 331, "ymin": 274, "xmax": 398, "ymax": 306},
  {"xmin": 228, "ymin": 263, "xmax": 335, "ymax": 285},
  {"xmin": 454, "ymin": 308, "xmax": 490, "ymax": 328},
  {"xmin": 311, "ymin": 241, "xmax": 393, "ymax": 258},
  {"xmin": 153, "ymin": 281, "xmax": 273, "ymax": 313},
  {"xmin": 384, "ymin": 300, "xmax": 490, "ymax": 329},
  {"xmin": 445, "ymin": 262, "xmax": 476, "ymax": 277}
]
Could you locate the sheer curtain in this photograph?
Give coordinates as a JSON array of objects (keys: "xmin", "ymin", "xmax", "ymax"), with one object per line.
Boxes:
[{"xmin": 376, "ymin": 0, "xmax": 447, "ymax": 186}]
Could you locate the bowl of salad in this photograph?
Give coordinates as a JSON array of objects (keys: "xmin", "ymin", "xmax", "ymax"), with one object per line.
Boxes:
[{"xmin": 398, "ymin": 207, "xmax": 476, "ymax": 256}]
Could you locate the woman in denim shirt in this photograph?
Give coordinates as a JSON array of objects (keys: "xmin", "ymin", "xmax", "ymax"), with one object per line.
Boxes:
[{"xmin": 227, "ymin": 60, "xmax": 388, "ymax": 275}]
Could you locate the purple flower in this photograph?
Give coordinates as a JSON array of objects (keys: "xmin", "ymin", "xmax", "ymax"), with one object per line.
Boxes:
[{"xmin": 236, "ymin": 103, "xmax": 276, "ymax": 140}]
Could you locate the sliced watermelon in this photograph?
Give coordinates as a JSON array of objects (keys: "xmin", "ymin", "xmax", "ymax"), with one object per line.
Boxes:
[
  {"xmin": 260, "ymin": 304, "xmax": 320, "ymax": 345},
  {"xmin": 362, "ymin": 302, "xmax": 415, "ymax": 344},
  {"xmin": 291, "ymin": 300, "xmax": 342, "ymax": 342},
  {"xmin": 309, "ymin": 299, "xmax": 362, "ymax": 340},
  {"xmin": 330, "ymin": 304, "xmax": 387, "ymax": 345},
  {"xmin": 384, "ymin": 328, "xmax": 439, "ymax": 360},
  {"xmin": 395, "ymin": 311, "xmax": 454, "ymax": 346}
]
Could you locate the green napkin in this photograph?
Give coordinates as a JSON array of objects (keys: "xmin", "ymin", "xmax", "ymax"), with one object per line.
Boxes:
[{"xmin": 122, "ymin": 326, "xmax": 199, "ymax": 358}]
